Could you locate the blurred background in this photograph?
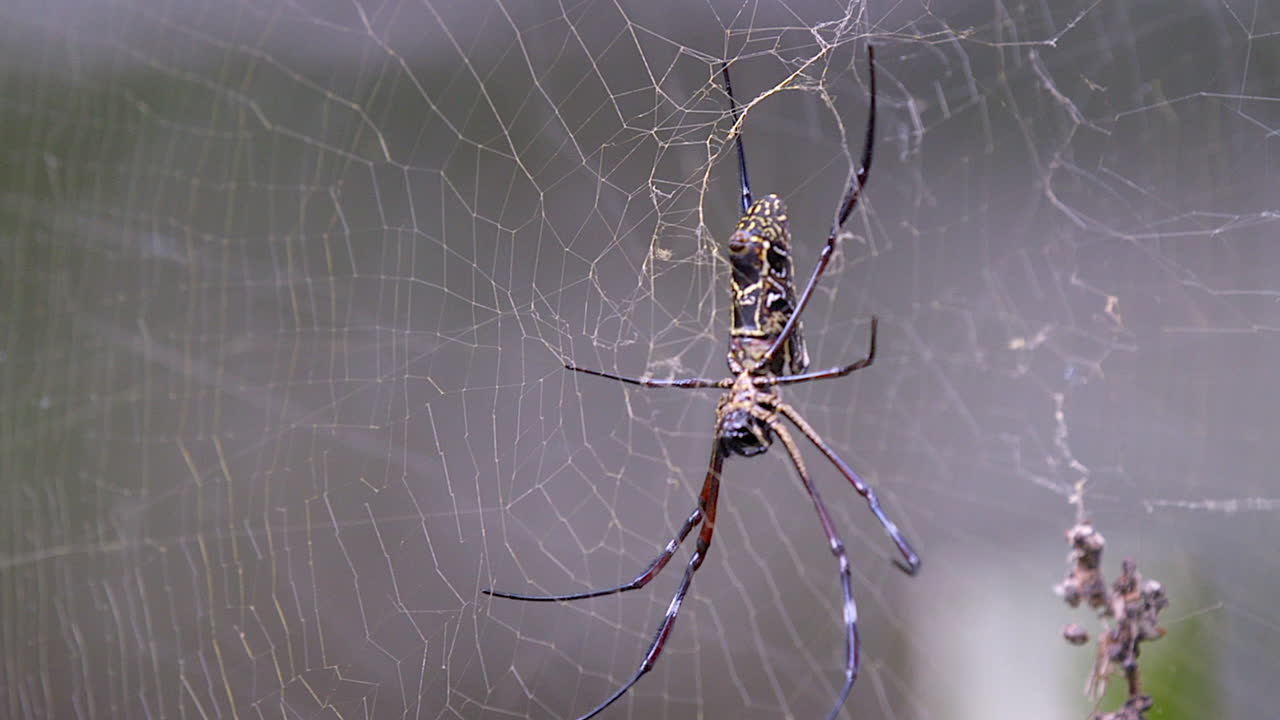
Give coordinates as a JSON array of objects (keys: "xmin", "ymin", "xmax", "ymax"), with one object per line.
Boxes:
[{"xmin": 2, "ymin": 0, "xmax": 1276, "ymax": 718}]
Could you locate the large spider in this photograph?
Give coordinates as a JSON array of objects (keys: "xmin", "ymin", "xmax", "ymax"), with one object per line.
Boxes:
[{"xmin": 484, "ymin": 46, "xmax": 919, "ymax": 720}]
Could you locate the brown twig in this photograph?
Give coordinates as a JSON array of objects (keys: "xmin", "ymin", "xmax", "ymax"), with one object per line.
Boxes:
[{"xmin": 1055, "ymin": 521, "xmax": 1168, "ymax": 720}]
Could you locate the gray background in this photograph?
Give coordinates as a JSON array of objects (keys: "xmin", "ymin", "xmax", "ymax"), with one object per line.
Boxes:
[{"xmin": 2, "ymin": 0, "xmax": 1275, "ymax": 718}]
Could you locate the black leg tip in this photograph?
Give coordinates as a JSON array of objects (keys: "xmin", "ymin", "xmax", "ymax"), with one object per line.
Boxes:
[{"xmin": 893, "ymin": 557, "xmax": 921, "ymax": 577}]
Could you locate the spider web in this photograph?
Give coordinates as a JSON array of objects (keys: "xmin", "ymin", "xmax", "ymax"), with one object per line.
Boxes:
[{"xmin": 2, "ymin": 0, "xmax": 1277, "ymax": 718}]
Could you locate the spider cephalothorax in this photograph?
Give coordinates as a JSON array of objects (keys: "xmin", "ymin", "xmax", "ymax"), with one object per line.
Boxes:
[
  {"xmin": 485, "ymin": 46, "xmax": 919, "ymax": 720},
  {"xmin": 716, "ymin": 376, "xmax": 776, "ymax": 457}
]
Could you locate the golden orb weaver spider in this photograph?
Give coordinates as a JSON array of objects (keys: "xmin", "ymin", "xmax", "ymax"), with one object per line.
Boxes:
[{"xmin": 484, "ymin": 46, "xmax": 919, "ymax": 720}]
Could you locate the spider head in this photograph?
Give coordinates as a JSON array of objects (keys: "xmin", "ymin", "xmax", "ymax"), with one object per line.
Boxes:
[{"xmin": 718, "ymin": 407, "xmax": 773, "ymax": 457}]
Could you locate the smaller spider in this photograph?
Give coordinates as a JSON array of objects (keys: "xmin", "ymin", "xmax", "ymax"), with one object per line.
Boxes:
[{"xmin": 485, "ymin": 46, "xmax": 918, "ymax": 720}]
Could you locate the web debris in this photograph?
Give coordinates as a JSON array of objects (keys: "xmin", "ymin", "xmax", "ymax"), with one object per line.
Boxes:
[{"xmin": 1055, "ymin": 519, "xmax": 1169, "ymax": 720}]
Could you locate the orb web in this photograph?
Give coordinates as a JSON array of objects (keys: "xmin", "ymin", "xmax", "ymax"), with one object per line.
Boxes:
[{"xmin": 2, "ymin": 1, "xmax": 1276, "ymax": 719}]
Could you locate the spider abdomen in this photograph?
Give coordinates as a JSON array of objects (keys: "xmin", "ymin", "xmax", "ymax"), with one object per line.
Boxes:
[{"xmin": 727, "ymin": 194, "xmax": 810, "ymax": 375}]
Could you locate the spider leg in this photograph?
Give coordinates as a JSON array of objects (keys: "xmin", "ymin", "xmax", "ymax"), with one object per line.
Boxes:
[
  {"xmin": 768, "ymin": 419, "xmax": 861, "ymax": 720},
  {"xmin": 776, "ymin": 403, "xmax": 920, "ymax": 575},
  {"xmin": 760, "ymin": 316, "xmax": 877, "ymax": 387},
  {"xmin": 762, "ymin": 45, "xmax": 877, "ymax": 368},
  {"xmin": 565, "ymin": 362, "xmax": 728, "ymax": 389},
  {"xmin": 568, "ymin": 448, "xmax": 723, "ymax": 720},
  {"xmin": 720, "ymin": 60, "xmax": 753, "ymax": 214},
  {"xmin": 481, "ymin": 505, "xmax": 701, "ymax": 602},
  {"xmin": 483, "ymin": 447, "xmax": 722, "ymax": 602}
]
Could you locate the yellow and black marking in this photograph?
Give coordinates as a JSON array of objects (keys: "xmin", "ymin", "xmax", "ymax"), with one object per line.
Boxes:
[{"xmin": 727, "ymin": 194, "xmax": 810, "ymax": 375}]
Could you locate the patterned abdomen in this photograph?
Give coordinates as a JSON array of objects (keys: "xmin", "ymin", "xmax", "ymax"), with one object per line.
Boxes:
[{"xmin": 726, "ymin": 194, "xmax": 810, "ymax": 375}]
